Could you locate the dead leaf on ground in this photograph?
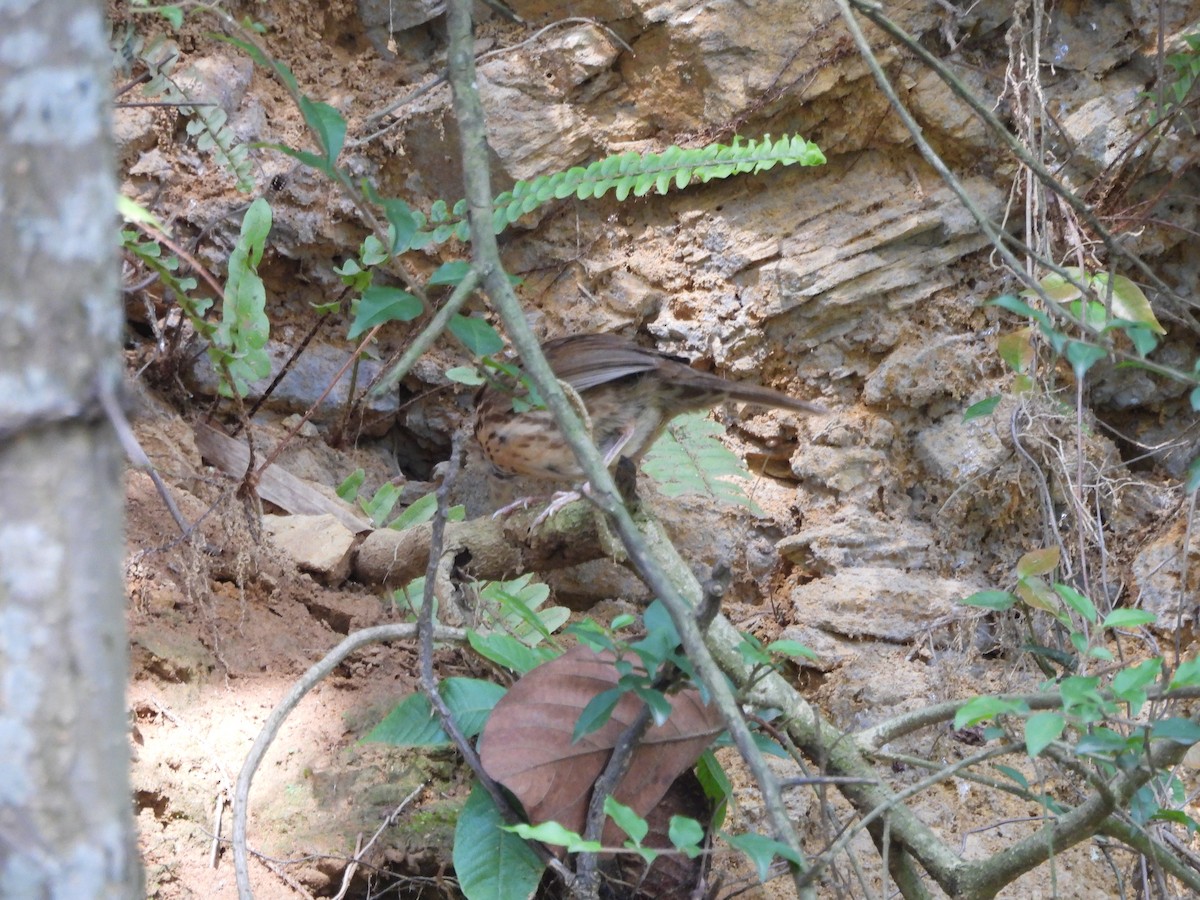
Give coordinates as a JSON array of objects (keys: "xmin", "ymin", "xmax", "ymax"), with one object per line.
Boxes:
[{"xmin": 478, "ymin": 643, "xmax": 723, "ymax": 846}]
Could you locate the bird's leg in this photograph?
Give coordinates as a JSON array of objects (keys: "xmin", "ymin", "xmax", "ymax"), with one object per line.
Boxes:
[
  {"xmin": 492, "ymin": 380, "xmax": 598, "ymax": 520},
  {"xmin": 529, "ymin": 419, "xmax": 638, "ymax": 527}
]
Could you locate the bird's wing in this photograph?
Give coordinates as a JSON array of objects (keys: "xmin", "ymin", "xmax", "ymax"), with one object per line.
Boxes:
[{"xmin": 540, "ymin": 335, "xmax": 662, "ymax": 391}]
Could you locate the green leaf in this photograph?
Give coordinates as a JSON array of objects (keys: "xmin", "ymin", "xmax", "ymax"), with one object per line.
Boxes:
[
  {"xmin": 502, "ymin": 821, "xmax": 602, "ymax": 853},
  {"xmin": 478, "ymin": 575, "xmax": 565, "ymax": 645},
  {"xmin": 361, "ymin": 482, "xmax": 402, "ymax": 527},
  {"xmin": 1053, "ymin": 583, "xmax": 1097, "ymax": 624},
  {"xmin": 455, "ymin": 784, "xmax": 545, "ymax": 899},
  {"xmin": 154, "ymin": 5, "xmax": 184, "ymax": 27},
  {"xmin": 440, "ymin": 677, "xmax": 507, "ymax": 737},
  {"xmin": 445, "ymin": 365, "xmax": 486, "ymax": 386},
  {"xmin": 963, "ymin": 396, "xmax": 1001, "ymax": 421},
  {"xmin": 955, "ymin": 696, "xmax": 1027, "ymax": 729},
  {"xmin": 989, "ymin": 293, "xmax": 1039, "ymax": 318},
  {"xmin": 1151, "ymin": 809, "xmax": 1200, "ymax": 833},
  {"xmin": 1015, "ymin": 575, "xmax": 1062, "ymax": 617},
  {"xmin": 1016, "ymin": 547, "xmax": 1060, "ymax": 578},
  {"xmin": 450, "ymin": 315, "xmax": 505, "ymax": 356},
  {"xmin": 610, "ymin": 614, "xmax": 636, "ymax": 631},
  {"xmin": 336, "ymin": 468, "xmax": 365, "ymax": 502},
  {"xmin": 992, "ymin": 765, "xmax": 1030, "ymax": 790},
  {"xmin": 360, "ymin": 233, "xmax": 388, "ymax": 265},
  {"xmin": 1025, "ymin": 711, "xmax": 1064, "ymax": 757},
  {"xmin": 214, "ymin": 197, "xmax": 272, "ymax": 396},
  {"xmin": 605, "ymin": 796, "xmax": 649, "ymax": 845},
  {"xmin": 764, "ymin": 639, "xmax": 818, "ymax": 661},
  {"xmin": 721, "ymin": 831, "xmax": 804, "ymax": 882},
  {"xmin": 1121, "ymin": 322, "xmax": 1159, "ymax": 356},
  {"xmin": 1111, "ymin": 658, "xmax": 1162, "ymax": 714},
  {"xmin": 429, "ymin": 260, "xmax": 472, "ymax": 286},
  {"xmin": 388, "ymin": 492, "xmax": 437, "ymax": 531},
  {"xmin": 467, "ymin": 630, "xmax": 557, "ymax": 674},
  {"xmin": 298, "ymin": 97, "xmax": 346, "ymax": 164},
  {"xmin": 1151, "ymin": 717, "xmax": 1200, "ymax": 745},
  {"xmin": 997, "ymin": 327, "xmax": 1033, "ymax": 373},
  {"xmin": 362, "ymin": 693, "xmax": 448, "ymax": 746},
  {"xmin": 633, "ymin": 684, "xmax": 674, "ymax": 727},
  {"xmin": 695, "ymin": 749, "xmax": 731, "ymax": 830},
  {"xmin": 117, "ymin": 194, "xmax": 167, "ymax": 230},
  {"xmin": 961, "ymin": 590, "xmax": 1017, "ymax": 611},
  {"xmin": 1170, "ymin": 656, "xmax": 1200, "ymax": 689},
  {"xmin": 1091, "ymin": 272, "xmax": 1166, "ymax": 334},
  {"xmin": 1100, "ymin": 609, "xmax": 1157, "ymax": 629},
  {"xmin": 1065, "ymin": 341, "xmax": 1107, "ymax": 380},
  {"xmin": 1059, "ymin": 675, "xmax": 1109, "ymax": 722},
  {"xmin": 640, "ymin": 412, "xmax": 761, "ymax": 511},
  {"xmin": 347, "ymin": 286, "xmax": 422, "ymax": 340},
  {"xmin": 1186, "ymin": 455, "xmax": 1200, "ymax": 494},
  {"xmin": 669, "ymin": 816, "xmax": 705, "ymax": 858},
  {"xmin": 381, "ymin": 198, "xmax": 417, "ymax": 254},
  {"xmin": 1074, "ymin": 727, "xmax": 1136, "ymax": 757},
  {"xmin": 364, "ymin": 678, "xmax": 506, "ymax": 745},
  {"xmin": 573, "ymin": 687, "xmax": 622, "ymax": 743}
]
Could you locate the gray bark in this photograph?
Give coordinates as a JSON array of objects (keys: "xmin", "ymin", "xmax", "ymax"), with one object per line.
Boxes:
[{"xmin": 0, "ymin": 0, "xmax": 142, "ymax": 895}]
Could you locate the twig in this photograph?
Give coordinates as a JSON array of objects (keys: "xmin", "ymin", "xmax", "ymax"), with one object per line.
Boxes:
[
  {"xmin": 232, "ymin": 624, "xmax": 466, "ymax": 899},
  {"xmin": 98, "ymin": 375, "xmax": 191, "ymax": 535},
  {"xmin": 411, "ymin": 431, "xmax": 577, "ymax": 885},
  {"xmin": 231, "ymin": 302, "xmax": 337, "ymax": 436},
  {"xmin": 331, "ymin": 784, "xmax": 425, "ymax": 900},
  {"xmin": 354, "ymin": 17, "xmax": 632, "ymax": 146},
  {"xmin": 210, "ymin": 792, "xmax": 225, "ymax": 868}
]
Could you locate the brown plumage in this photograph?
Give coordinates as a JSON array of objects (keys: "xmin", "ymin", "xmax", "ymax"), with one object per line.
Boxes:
[{"xmin": 474, "ymin": 334, "xmax": 825, "ymax": 482}]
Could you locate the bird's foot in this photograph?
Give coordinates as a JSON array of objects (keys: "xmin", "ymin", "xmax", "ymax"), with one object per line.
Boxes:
[
  {"xmin": 530, "ymin": 487, "xmax": 589, "ymax": 528},
  {"xmin": 491, "ymin": 495, "xmax": 544, "ymax": 518}
]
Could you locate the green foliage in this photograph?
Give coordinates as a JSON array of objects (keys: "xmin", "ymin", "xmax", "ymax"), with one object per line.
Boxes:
[
  {"xmin": 455, "ymin": 785, "xmax": 546, "ymax": 899},
  {"xmin": 211, "ymin": 198, "xmax": 273, "ymax": 397},
  {"xmin": 133, "ymin": 38, "xmax": 255, "ymax": 191},
  {"xmin": 501, "ymin": 820, "xmax": 602, "ymax": 854},
  {"xmin": 119, "ymin": 195, "xmax": 275, "ymax": 399},
  {"xmin": 478, "ymin": 134, "xmax": 826, "ymax": 234},
  {"xmin": 720, "ymin": 830, "xmax": 805, "ymax": 881},
  {"xmin": 474, "ymin": 574, "xmax": 570, "ymax": 647},
  {"xmin": 563, "ymin": 601, "xmax": 694, "ymax": 742},
  {"xmin": 364, "ymin": 677, "xmax": 506, "ymax": 746},
  {"xmin": 335, "ymin": 474, "xmax": 466, "ymax": 530},
  {"xmin": 956, "ymin": 563, "xmax": 1200, "ymax": 838},
  {"xmin": 989, "ymin": 269, "xmax": 1200, "ymax": 485},
  {"xmin": 119, "ymin": 200, "xmax": 204, "ymax": 321},
  {"xmin": 640, "ymin": 412, "xmax": 764, "ymax": 511},
  {"xmin": 1142, "ymin": 32, "xmax": 1200, "ymax": 131}
]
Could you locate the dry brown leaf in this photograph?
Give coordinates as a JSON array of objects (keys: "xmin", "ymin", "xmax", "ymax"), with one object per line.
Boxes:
[{"xmin": 478, "ymin": 643, "xmax": 723, "ymax": 843}]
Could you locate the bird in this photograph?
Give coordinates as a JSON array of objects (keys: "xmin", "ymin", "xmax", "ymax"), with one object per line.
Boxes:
[{"xmin": 474, "ymin": 333, "xmax": 825, "ymax": 487}]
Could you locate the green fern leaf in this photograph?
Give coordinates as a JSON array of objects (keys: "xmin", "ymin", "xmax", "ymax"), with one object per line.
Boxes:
[{"xmin": 640, "ymin": 412, "xmax": 763, "ymax": 512}]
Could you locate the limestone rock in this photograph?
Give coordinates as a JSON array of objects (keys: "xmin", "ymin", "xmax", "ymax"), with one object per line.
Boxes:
[
  {"xmin": 1131, "ymin": 516, "xmax": 1200, "ymax": 628},
  {"xmin": 263, "ymin": 514, "xmax": 357, "ymax": 585},
  {"xmin": 777, "ymin": 507, "xmax": 935, "ymax": 573},
  {"xmin": 789, "ymin": 567, "xmax": 979, "ymax": 643}
]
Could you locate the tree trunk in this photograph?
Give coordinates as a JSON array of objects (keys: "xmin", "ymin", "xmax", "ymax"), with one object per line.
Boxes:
[{"xmin": 0, "ymin": 0, "xmax": 142, "ymax": 894}]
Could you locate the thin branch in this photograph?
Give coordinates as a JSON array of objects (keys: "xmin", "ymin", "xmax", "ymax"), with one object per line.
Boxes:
[{"xmin": 232, "ymin": 623, "xmax": 466, "ymax": 899}]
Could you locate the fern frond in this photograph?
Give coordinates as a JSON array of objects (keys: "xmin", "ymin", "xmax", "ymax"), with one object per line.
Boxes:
[
  {"xmin": 640, "ymin": 412, "xmax": 764, "ymax": 513},
  {"xmin": 139, "ymin": 44, "xmax": 256, "ymax": 192},
  {"xmin": 412, "ymin": 133, "xmax": 824, "ymax": 246}
]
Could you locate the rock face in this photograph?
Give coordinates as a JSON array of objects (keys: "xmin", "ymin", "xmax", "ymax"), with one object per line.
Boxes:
[{"xmin": 117, "ymin": 0, "xmax": 1194, "ymax": 625}]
